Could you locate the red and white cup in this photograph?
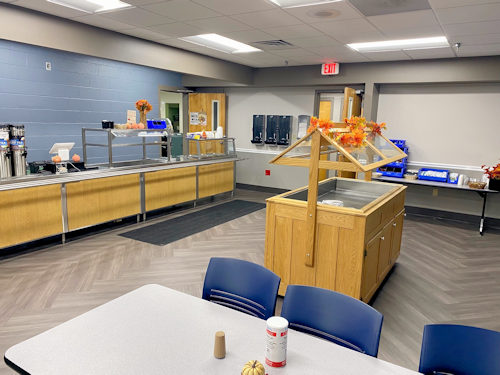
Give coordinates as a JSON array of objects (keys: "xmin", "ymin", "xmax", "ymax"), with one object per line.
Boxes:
[{"xmin": 265, "ymin": 316, "xmax": 288, "ymax": 367}]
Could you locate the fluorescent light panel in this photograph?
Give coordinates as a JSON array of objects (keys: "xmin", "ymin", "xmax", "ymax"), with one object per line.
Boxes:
[
  {"xmin": 47, "ymin": 0, "xmax": 132, "ymax": 13},
  {"xmin": 348, "ymin": 36, "xmax": 449, "ymax": 52},
  {"xmin": 180, "ymin": 34, "xmax": 261, "ymax": 54},
  {"xmin": 269, "ymin": 0, "xmax": 342, "ymax": 8}
]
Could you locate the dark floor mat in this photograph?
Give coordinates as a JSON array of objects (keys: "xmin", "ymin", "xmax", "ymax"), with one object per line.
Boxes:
[{"xmin": 120, "ymin": 200, "xmax": 266, "ymax": 246}]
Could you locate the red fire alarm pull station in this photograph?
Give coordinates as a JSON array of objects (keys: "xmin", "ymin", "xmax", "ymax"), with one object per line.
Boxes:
[
  {"xmin": 265, "ymin": 170, "xmax": 271, "ymax": 176},
  {"xmin": 321, "ymin": 63, "xmax": 339, "ymax": 75}
]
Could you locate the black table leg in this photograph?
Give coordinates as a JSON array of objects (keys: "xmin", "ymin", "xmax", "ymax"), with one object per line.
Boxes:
[{"xmin": 477, "ymin": 192, "xmax": 487, "ymax": 235}]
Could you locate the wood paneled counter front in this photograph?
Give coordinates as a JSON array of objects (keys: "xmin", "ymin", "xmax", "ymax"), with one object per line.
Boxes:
[
  {"xmin": 0, "ymin": 159, "xmax": 236, "ymax": 249},
  {"xmin": 265, "ymin": 177, "xmax": 406, "ymax": 303}
]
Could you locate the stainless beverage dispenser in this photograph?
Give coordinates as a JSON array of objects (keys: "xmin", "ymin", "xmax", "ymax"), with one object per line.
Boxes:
[
  {"xmin": 0, "ymin": 124, "xmax": 12, "ymax": 179},
  {"xmin": 10, "ymin": 125, "xmax": 27, "ymax": 177}
]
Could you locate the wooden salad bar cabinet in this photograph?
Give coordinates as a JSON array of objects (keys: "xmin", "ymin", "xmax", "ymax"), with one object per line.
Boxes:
[{"xmin": 264, "ymin": 120, "xmax": 408, "ymax": 302}]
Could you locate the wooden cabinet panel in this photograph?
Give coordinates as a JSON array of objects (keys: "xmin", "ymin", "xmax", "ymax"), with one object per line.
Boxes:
[
  {"xmin": 198, "ymin": 162, "xmax": 234, "ymax": 198},
  {"xmin": 0, "ymin": 185, "xmax": 62, "ymax": 248},
  {"xmin": 290, "ymin": 219, "xmax": 316, "ymax": 288},
  {"xmin": 273, "ymin": 216, "xmax": 293, "ymax": 296},
  {"xmin": 362, "ymin": 236, "xmax": 379, "ymax": 302},
  {"xmin": 391, "ymin": 211, "xmax": 405, "ymax": 263},
  {"xmin": 377, "ymin": 224, "xmax": 393, "ymax": 281},
  {"xmin": 315, "ymin": 224, "xmax": 339, "ymax": 291},
  {"xmin": 145, "ymin": 167, "xmax": 196, "ymax": 211},
  {"xmin": 67, "ymin": 175, "xmax": 140, "ymax": 231}
]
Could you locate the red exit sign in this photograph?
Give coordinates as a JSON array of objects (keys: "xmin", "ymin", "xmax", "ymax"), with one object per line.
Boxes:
[{"xmin": 321, "ymin": 63, "xmax": 339, "ymax": 75}]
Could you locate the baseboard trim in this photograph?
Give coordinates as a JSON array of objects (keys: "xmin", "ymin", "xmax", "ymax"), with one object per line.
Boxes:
[
  {"xmin": 405, "ymin": 205, "xmax": 500, "ymax": 230},
  {"xmin": 236, "ymin": 183, "xmax": 289, "ymax": 195}
]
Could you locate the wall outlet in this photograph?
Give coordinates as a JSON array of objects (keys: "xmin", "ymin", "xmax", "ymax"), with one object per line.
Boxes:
[
  {"xmin": 265, "ymin": 169, "xmax": 271, "ymax": 176},
  {"xmin": 45, "ymin": 62, "xmax": 52, "ymax": 71}
]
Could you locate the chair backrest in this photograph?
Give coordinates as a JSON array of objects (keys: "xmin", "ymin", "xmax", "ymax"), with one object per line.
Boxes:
[
  {"xmin": 202, "ymin": 257, "xmax": 280, "ymax": 320},
  {"xmin": 281, "ymin": 285, "xmax": 383, "ymax": 357},
  {"xmin": 419, "ymin": 324, "xmax": 500, "ymax": 375}
]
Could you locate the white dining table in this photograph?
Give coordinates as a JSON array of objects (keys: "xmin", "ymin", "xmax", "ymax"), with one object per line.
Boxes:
[{"xmin": 5, "ymin": 284, "xmax": 421, "ymax": 375}]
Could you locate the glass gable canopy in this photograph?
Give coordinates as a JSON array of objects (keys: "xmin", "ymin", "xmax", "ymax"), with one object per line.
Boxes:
[{"xmin": 270, "ymin": 128, "xmax": 407, "ymax": 172}]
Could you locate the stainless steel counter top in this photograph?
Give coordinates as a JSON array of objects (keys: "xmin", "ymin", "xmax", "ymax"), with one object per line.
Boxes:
[{"xmin": 0, "ymin": 157, "xmax": 238, "ymax": 191}]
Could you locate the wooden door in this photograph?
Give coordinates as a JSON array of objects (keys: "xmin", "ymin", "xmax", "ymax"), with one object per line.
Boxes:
[
  {"xmin": 362, "ymin": 236, "xmax": 379, "ymax": 302},
  {"xmin": 342, "ymin": 87, "xmax": 362, "ymax": 119},
  {"xmin": 390, "ymin": 211, "xmax": 405, "ymax": 263},
  {"xmin": 188, "ymin": 93, "xmax": 226, "ymax": 154}
]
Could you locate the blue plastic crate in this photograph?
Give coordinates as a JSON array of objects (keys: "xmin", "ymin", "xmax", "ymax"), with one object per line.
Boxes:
[
  {"xmin": 390, "ymin": 139, "xmax": 406, "ymax": 148},
  {"xmin": 377, "ymin": 166, "xmax": 406, "ymax": 178},
  {"xmin": 418, "ymin": 168, "xmax": 449, "ymax": 183},
  {"xmin": 147, "ymin": 120, "xmax": 166, "ymax": 129}
]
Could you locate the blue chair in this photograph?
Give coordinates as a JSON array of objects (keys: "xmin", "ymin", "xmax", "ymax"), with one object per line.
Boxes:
[
  {"xmin": 281, "ymin": 285, "xmax": 383, "ymax": 357},
  {"xmin": 419, "ymin": 324, "xmax": 500, "ymax": 375},
  {"xmin": 202, "ymin": 257, "xmax": 280, "ymax": 320}
]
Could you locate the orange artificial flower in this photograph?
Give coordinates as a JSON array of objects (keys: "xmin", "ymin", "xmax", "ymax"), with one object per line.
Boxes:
[{"xmin": 136, "ymin": 99, "xmax": 153, "ymax": 113}]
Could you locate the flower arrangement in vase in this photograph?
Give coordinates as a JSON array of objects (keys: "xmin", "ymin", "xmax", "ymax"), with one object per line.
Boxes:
[
  {"xmin": 482, "ymin": 162, "xmax": 500, "ymax": 191},
  {"xmin": 135, "ymin": 99, "xmax": 153, "ymax": 126}
]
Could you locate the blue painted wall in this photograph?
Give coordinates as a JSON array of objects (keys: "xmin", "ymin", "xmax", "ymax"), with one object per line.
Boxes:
[{"xmin": 0, "ymin": 39, "xmax": 182, "ymax": 163}]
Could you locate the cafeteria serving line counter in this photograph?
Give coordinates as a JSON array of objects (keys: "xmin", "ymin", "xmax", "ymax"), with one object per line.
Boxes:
[{"xmin": 0, "ymin": 157, "xmax": 237, "ymax": 249}]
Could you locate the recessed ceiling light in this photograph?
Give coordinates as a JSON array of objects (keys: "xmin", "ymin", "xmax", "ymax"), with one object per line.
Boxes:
[
  {"xmin": 347, "ymin": 36, "xmax": 449, "ymax": 53},
  {"xmin": 269, "ymin": 0, "xmax": 343, "ymax": 9},
  {"xmin": 180, "ymin": 34, "xmax": 261, "ymax": 54},
  {"xmin": 47, "ymin": 0, "xmax": 132, "ymax": 13}
]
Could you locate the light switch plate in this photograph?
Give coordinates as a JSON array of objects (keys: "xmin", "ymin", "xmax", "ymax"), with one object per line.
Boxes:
[{"xmin": 45, "ymin": 62, "xmax": 52, "ymax": 71}]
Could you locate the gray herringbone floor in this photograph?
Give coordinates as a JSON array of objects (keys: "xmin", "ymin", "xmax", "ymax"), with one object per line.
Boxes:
[{"xmin": 0, "ymin": 189, "xmax": 499, "ymax": 374}]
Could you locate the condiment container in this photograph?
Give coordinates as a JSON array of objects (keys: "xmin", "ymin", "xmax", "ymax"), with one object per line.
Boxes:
[{"xmin": 265, "ymin": 316, "xmax": 288, "ymax": 368}]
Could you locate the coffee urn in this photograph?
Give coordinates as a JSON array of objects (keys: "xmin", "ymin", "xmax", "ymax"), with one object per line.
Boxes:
[
  {"xmin": 0, "ymin": 124, "xmax": 12, "ymax": 179},
  {"xmin": 10, "ymin": 125, "xmax": 27, "ymax": 177}
]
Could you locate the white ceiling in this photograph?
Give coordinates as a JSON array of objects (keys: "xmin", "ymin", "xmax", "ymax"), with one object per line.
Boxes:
[{"xmin": 3, "ymin": 0, "xmax": 500, "ymax": 67}]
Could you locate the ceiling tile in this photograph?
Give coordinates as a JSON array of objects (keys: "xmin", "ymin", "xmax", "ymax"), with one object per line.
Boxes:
[
  {"xmin": 101, "ymin": 7, "xmax": 172, "ymax": 27},
  {"xmin": 349, "ymin": 0, "xmax": 431, "ymax": 16},
  {"xmin": 231, "ymin": 9, "xmax": 303, "ymax": 29},
  {"xmin": 312, "ymin": 18, "xmax": 386, "ymax": 43},
  {"xmin": 11, "ymin": 0, "xmax": 87, "ymax": 18},
  {"xmin": 429, "ymin": 0, "xmax": 500, "ymax": 9},
  {"xmin": 221, "ymin": 29, "xmax": 276, "ymax": 43},
  {"xmin": 142, "ymin": 1, "xmax": 222, "ymax": 21},
  {"xmin": 263, "ymin": 24, "xmax": 323, "ymax": 39},
  {"xmin": 307, "ymin": 45, "xmax": 370, "ymax": 62},
  {"xmin": 185, "ymin": 16, "xmax": 252, "ymax": 33},
  {"xmin": 457, "ymin": 43, "xmax": 500, "ymax": 56},
  {"xmin": 368, "ymin": 10, "xmax": 440, "ymax": 32},
  {"xmin": 71, "ymin": 14, "xmax": 137, "ymax": 31},
  {"xmin": 449, "ymin": 33, "xmax": 500, "ymax": 45},
  {"xmin": 269, "ymin": 48, "xmax": 316, "ymax": 58},
  {"xmin": 148, "ymin": 22, "xmax": 204, "ymax": 37},
  {"xmin": 286, "ymin": 35, "xmax": 342, "ymax": 48},
  {"xmin": 283, "ymin": 1, "xmax": 362, "ymax": 23},
  {"xmin": 435, "ymin": 3, "xmax": 500, "ymax": 24},
  {"xmin": 125, "ymin": 0, "xmax": 165, "ymax": 5},
  {"xmin": 362, "ymin": 50, "xmax": 411, "ymax": 61},
  {"xmin": 191, "ymin": 0, "xmax": 276, "ymax": 15},
  {"xmin": 121, "ymin": 27, "xmax": 173, "ymax": 42},
  {"xmin": 443, "ymin": 19, "xmax": 500, "ymax": 36},
  {"xmin": 404, "ymin": 46, "xmax": 456, "ymax": 59}
]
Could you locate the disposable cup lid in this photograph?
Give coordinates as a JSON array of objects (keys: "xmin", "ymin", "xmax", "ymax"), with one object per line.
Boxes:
[{"xmin": 267, "ymin": 316, "xmax": 288, "ymax": 329}]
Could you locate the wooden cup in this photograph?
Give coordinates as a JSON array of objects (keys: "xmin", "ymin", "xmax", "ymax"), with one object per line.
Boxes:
[{"xmin": 214, "ymin": 331, "xmax": 226, "ymax": 359}]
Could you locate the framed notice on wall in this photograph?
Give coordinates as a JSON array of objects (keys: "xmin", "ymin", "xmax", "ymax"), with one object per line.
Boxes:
[{"xmin": 189, "ymin": 112, "xmax": 199, "ymax": 125}]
